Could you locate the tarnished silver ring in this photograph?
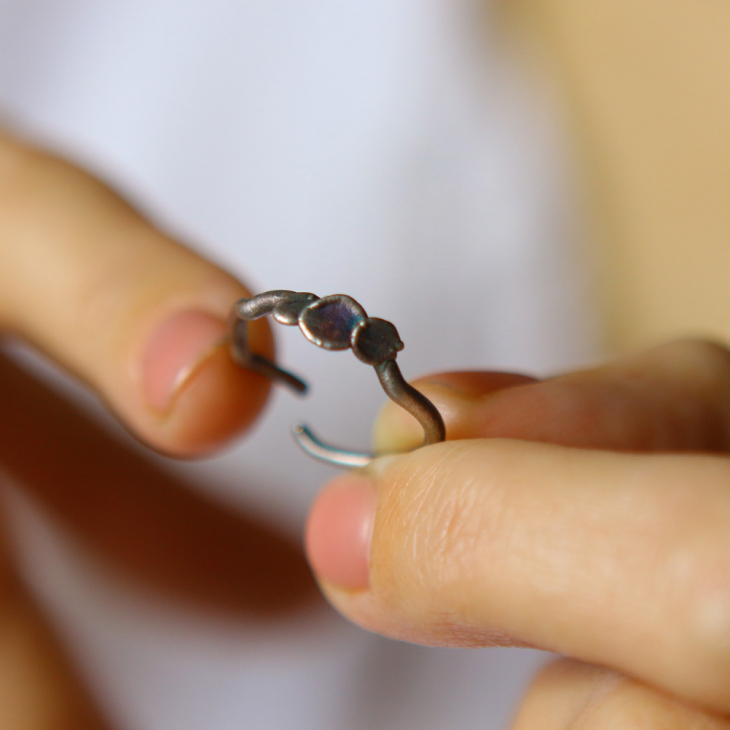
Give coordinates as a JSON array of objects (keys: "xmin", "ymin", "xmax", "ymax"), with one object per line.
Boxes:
[{"xmin": 229, "ymin": 290, "xmax": 445, "ymax": 468}]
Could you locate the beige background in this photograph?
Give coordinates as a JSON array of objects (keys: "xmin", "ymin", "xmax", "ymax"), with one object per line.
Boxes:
[{"xmin": 509, "ymin": 0, "xmax": 730, "ymax": 352}]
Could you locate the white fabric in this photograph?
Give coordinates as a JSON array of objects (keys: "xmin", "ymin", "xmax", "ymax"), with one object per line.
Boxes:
[{"xmin": 0, "ymin": 1, "xmax": 599, "ymax": 728}]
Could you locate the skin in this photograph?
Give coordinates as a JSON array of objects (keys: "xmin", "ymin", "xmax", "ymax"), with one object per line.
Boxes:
[{"xmin": 313, "ymin": 343, "xmax": 730, "ymax": 727}]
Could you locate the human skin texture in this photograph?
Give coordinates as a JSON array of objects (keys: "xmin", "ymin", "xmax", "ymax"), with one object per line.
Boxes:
[{"xmin": 307, "ymin": 341, "xmax": 730, "ymax": 728}]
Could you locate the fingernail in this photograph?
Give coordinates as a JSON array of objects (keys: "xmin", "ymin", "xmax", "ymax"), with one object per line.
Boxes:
[
  {"xmin": 305, "ymin": 475, "xmax": 377, "ymax": 591},
  {"xmin": 142, "ymin": 310, "xmax": 228, "ymax": 413}
]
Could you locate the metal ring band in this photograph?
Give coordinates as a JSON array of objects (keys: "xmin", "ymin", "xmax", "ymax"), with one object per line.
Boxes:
[{"xmin": 229, "ymin": 290, "xmax": 445, "ymax": 468}]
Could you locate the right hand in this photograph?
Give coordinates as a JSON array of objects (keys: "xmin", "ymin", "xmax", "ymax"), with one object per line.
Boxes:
[{"xmin": 306, "ymin": 340, "xmax": 730, "ymax": 728}]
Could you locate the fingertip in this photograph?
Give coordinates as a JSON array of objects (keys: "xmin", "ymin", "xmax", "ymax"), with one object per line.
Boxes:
[
  {"xmin": 127, "ymin": 304, "xmax": 275, "ymax": 457},
  {"xmin": 373, "ymin": 398, "xmax": 425, "ymax": 453},
  {"xmin": 305, "ymin": 475, "xmax": 376, "ymax": 591}
]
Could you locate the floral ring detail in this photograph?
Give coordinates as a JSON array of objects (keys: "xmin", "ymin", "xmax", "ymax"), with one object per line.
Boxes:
[{"xmin": 229, "ymin": 290, "xmax": 445, "ymax": 468}]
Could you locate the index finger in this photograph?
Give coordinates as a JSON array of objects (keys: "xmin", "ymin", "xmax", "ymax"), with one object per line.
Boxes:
[{"xmin": 0, "ymin": 129, "xmax": 272, "ymax": 455}]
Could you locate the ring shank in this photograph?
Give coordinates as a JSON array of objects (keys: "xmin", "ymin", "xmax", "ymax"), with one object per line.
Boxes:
[{"xmin": 375, "ymin": 360, "xmax": 445, "ymax": 445}]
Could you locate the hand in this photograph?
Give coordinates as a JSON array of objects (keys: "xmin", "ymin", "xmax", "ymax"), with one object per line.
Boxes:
[
  {"xmin": 305, "ymin": 340, "xmax": 730, "ymax": 727},
  {"xmin": 0, "ymin": 128, "xmax": 318, "ymax": 728}
]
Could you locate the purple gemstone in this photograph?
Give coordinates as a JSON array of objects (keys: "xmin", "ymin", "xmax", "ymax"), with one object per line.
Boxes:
[{"xmin": 299, "ymin": 295, "xmax": 367, "ymax": 349}]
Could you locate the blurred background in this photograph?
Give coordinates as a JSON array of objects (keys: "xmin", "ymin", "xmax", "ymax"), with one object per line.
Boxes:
[{"xmin": 509, "ymin": 0, "xmax": 730, "ymax": 351}]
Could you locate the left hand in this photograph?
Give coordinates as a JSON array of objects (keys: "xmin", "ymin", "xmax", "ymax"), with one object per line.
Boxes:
[
  {"xmin": 0, "ymin": 127, "xmax": 316, "ymax": 727},
  {"xmin": 305, "ymin": 340, "xmax": 730, "ymax": 727}
]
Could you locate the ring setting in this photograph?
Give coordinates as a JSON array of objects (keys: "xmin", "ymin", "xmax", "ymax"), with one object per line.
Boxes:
[{"xmin": 230, "ymin": 290, "xmax": 445, "ymax": 468}]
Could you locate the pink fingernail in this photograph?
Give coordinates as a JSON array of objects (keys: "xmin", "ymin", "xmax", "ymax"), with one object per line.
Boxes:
[
  {"xmin": 305, "ymin": 476, "xmax": 377, "ymax": 590},
  {"xmin": 142, "ymin": 310, "xmax": 228, "ymax": 412}
]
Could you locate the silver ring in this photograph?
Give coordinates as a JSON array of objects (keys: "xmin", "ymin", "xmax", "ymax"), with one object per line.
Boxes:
[{"xmin": 229, "ymin": 290, "xmax": 445, "ymax": 468}]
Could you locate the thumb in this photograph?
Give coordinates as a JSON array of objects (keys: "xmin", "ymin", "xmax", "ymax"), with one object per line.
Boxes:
[{"xmin": 0, "ymin": 130, "xmax": 272, "ymax": 456}]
